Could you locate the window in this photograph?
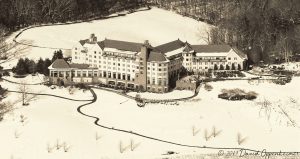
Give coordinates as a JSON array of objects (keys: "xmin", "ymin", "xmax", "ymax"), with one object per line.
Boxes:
[
  {"xmin": 77, "ymin": 71, "xmax": 81, "ymax": 77},
  {"xmin": 127, "ymin": 75, "xmax": 130, "ymax": 81},
  {"xmin": 228, "ymin": 57, "xmax": 231, "ymax": 60},
  {"xmin": 234, "ymin": 57, "xmax": 237, "ymax": 60},
  {"xmin": 88, "ymin": 71, "xmax": 92, "ymax": 77},
  {"xmin": 82, "ymin": 71, "xmax": 87, "ymax": 77},
  {"xmin": 158, "ymin": 78, "xmax": 162, "ymax": 86}
]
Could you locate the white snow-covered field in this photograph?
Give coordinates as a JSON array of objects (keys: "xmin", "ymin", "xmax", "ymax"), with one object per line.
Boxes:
[
  {"xmin": 1, "ymin": 7, "xmax": 211, "ymax": 69},
  {"xmin": 1, "ymin": 75, "xmax": 300, "ymax": 159},
  {"xmin": 0, "ymin": 6, "xmax": 299, "ymax": 159},
  {"xmin": 127, "ymin": 90, "xmax": 194, "ymax": 100}
]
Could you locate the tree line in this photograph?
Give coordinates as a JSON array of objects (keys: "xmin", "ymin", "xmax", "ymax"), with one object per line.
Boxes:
[
  {"xmin": 0, "ymin": 0, "xmax": 146, "ymax": 32},
  {"xmin": 12, "ymin": 50, "xmax": 64, "ymax": 76}
]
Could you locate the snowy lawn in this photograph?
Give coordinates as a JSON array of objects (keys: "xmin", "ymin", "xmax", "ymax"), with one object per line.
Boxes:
[
  {"xmin": 82, "ymin": 77, "xmax": 300, "ymax": 153},
  {"xmin": 127, "ymin": 90, "xmax": 194, "ymax": 100},
  {"xmin": 1, "ymin": 75, "xmax": 93, "ymax": 101},
  {"xmin": 0, "ymin": 77, "xmax": 300, "ymax": 159}
]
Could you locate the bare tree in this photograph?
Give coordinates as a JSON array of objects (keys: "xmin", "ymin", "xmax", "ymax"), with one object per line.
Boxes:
[
  {"xmin": 0, "ymin": 29, "xmax": 32, "ymax": 65},
  {"xmin": 0, "ymin": 102, "xmax": 13, "ymax": 121},
  {"xmin": 18, "ymin": 81, "xmax": 29, "ymax": 106}
]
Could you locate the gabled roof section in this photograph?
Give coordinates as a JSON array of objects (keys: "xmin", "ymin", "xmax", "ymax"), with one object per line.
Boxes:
[
  {"xmin": 183, "ymin": 41, "xmax": 193, "ymax": 52},
  {"xmin": 154, "ymin": 39, "xmax": 185, "ymax": 53},
  {"xmin": 148, "ymin": 51, "xmax": 167, "ymax": 62},
  {"xmin": 97, "ymin": 41, "xmax": 105, "ymax": 50},
  {"xmin": 50, "ymin": 59, "xmax": 70, "ymax": 69},
  {"xmin": 79, "ymin": 39, "xmax": 89, "ymax": 46},
  {"xmin": 191, "ymin": 45, "xmax": 232, "ymax": 53},
  {"xmin": 232, "ymin": 47, "xmax": 248, "ymax": 59},
  {"xmin": 100, "ymin": 39, "xmax": 143, "ymax": 52}
]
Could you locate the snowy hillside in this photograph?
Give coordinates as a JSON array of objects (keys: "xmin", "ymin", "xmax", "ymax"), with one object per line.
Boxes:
[{"xmin": 17, "ymin": 8, "xmax": 210, "ymax": 57}]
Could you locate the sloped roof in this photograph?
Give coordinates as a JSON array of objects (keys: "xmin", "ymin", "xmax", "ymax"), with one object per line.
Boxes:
[
  {"xmin": 70, "ymin": 63, "xmax": 90, "ymax": 69},
  {"xmin": 51, "ymin": 59, "xmax": 70, "ymax": 68},
  {"xmin": 183, "ymin": 42, "xmax": 193, "ymax": 52},
  {"xmin": 232, "ymin": 47, "xmax": 248, "ymax": 59},
  {"xmin": 191, "ymin": 45, "xmax": 232, "ymax": 53},
  {"xmin": 148, "ymin": 51, "xmax": 167, "ymax": 62},
  {"xmin": 79, "ymin": 39, "xmax": 89, "ymax": 46},
  {"xmin": 99, "ymin": 39, "xmax": 143, "ymax": 52},
  {"xmin": 154, "ymin": 39, "xmax": 185, "ymax": 53}
]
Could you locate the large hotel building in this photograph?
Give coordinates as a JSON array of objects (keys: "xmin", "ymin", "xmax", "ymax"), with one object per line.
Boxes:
[{"xmin": 49, "ymin": 34, "xmax": 247, "ymax": 92}]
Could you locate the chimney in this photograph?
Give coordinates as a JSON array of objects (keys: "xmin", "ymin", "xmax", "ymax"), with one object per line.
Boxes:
[
  {"xmin": 90, "ymin": 33, "xmax": 97, "ymax": 43},
  {"xmin": 144, "ymin": 40, "xmax": 150, "ymax": 46}
]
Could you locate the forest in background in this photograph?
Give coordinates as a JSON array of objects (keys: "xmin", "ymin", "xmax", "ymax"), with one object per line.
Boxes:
[
  {"xmin": 151, "ymin": 0, "xmax": 300, "ymax": 64},
  {"xmin": 1, "ymin": 0, "xmax": 300, "ymax": 64},
  {"xmin": 0, "ymin": 0, "xmax": 145, "ymax": 32}
]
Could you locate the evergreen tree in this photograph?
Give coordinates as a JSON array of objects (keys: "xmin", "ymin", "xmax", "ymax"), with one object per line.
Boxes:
[
  {"xmin": 43, "ymin": 58, "xmax": 52, "ymax": 76},
  {"xmin": 28, "ymin": 60, "xmax": 36, "ymax": 74},
  {"xmin": 214, "ymin": 64, "xmax": 218, "ymax": 70},
  {"xmin": 24, "ymin": 58, "xmax": 31, "ymax": 74},
  {"xmin": 220, "ymin": 64, "xmax": 224, "ymax": 70},
  {"xmin": 51, "ymin": 50, "xmax": 64, "ymax": 62},
  {"xmin": 225, "ymin": 65, "xmax": 230, "ymax": 70},
  {"xmin": 231, "ymin": 63, "xmax": 236, "ymax": 70},
  {"xmin": 15, "ymin": 58, "xmax": 27, "ymax": 75},
  {"xmin": 36, "ymin": 58, "xmax": 45, "ymax": 74}
]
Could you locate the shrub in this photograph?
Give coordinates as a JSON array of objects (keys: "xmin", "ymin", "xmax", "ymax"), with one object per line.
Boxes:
[
  {"xmin": 74, "ymin": 83, "xmax": 89, "ymax": 90},
  {"xmin": 214, "ymin": 64, "xmax": 218, "ymax": 70},
  {"xmin": 231, "ymin": 63, "xmax": 236, "ymax": 70},
  {"xmin": 225, "ymin": 65, "xmax": 230, "ymax": 70},
  {"xmin": 218, "ymin": 89, "xmax": 258, "ymax": 101},
  {"xmin": 204, "ymin": 83, "xmax": 213, "ymax": 91},
  {"xmin": 2, "ymin": 71, "xmax": 10, "ymax": 76},
  {"xmin": 220, "ymin": 65, "xmax": 224, "ymax": 70}
]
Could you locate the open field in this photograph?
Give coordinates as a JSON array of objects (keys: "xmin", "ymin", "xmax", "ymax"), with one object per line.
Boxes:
[
  {"xmin": 0, "ymin": 75, "xmax": 299, "ymax": 159},
  {"xmin": 1, "ymin": 7, "xmax": 211, "ymax": 69}
]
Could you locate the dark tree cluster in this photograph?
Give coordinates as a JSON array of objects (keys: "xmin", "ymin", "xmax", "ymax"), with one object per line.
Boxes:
[
  {"xmin": 12, "ymin": 58, "xmax": 52, "ymax": 76},
  {"xmin": 0, "ymin": 0, "xmax": 147, "ymax": 32},
  {"xmin": 12, "ymin": 50, "xmax": 62, "ymax": 76}
]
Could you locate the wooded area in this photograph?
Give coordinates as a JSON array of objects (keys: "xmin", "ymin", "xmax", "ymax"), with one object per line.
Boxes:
[{"xmin": 0, "ymin": 0, "xmax": 145, "ymax": 32}]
